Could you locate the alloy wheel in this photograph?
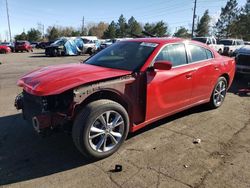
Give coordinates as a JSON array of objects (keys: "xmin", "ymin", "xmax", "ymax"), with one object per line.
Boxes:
[
  {"xmin": 213, "ymin": 80, "xmax": 227, "ymax": 106},
  {"xmin": 88, "ymin": 110, "xmax": 125, "ymax": 152}
]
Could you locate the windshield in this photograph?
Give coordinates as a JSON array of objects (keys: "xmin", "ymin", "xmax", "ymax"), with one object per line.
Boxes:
[
  {"xmin": 85, "ymin": 41, "xmax": 158, "ymax": 71},
  {"xmin": 219, "ymin": 40, "xmax": 233, "ymax": 45},
  {"xmin": 193, "ymin": 38, "xmax": 207, "ymax": 44}
]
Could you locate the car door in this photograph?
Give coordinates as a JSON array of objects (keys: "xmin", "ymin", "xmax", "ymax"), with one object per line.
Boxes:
[
  {"xmin": 146, "ymin": 43, "xmax": 195, "ymax": 121},
  {"xmin": 186, "ymin": 44, "xmax": 218, "ymax": 103}
]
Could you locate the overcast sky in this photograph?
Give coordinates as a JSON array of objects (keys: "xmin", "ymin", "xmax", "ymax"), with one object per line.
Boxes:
[{"xmin": 0, "ymin": 0, "xmax": 247, "ymax": 41}]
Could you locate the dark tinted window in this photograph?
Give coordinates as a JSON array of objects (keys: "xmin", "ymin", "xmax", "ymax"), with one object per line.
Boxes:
[
  {"xmin": 219, "ymin": 40, "xmax": 233, "ymax": 45},
  {"xmin": 85, "ymin": 41, "xmax": 157, "ymax": 71},
  {"xmin": 155, "ymin": 43, "xmax": 187, "ymax": 67},
  {"xmin": 189, "ymin": 44, "xmax": 208, "ymax": 62},
  {"xmin": 192, "ymin": 38, "xmax": 207, "ymax": 44}
]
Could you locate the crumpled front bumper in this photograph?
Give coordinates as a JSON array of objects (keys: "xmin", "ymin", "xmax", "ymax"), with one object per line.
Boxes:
[{"xmin": 15, "ymin": 93, "xmax": 68, "ymax": 134}]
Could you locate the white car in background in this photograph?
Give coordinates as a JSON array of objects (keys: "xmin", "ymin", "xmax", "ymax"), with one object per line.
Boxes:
[
  {"xmin": 192, "ymin": 37, "xmax": 224, "ymax": 54},
  {"xmin": 80, "ymin": 36, "xmax": 100, "ymax": 55},
  {"xmin": 218, "ymin": 39, "xmax": 244, "ymax": 56}
]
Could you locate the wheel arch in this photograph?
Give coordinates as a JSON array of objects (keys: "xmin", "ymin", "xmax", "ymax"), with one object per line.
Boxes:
[
  {"xmin": 74, "ymin": 89, "xmax": 133, "ymax": 127},
  {"xmin": 220, "ymin": 73, "xmax": 230, "ymax": 88}
]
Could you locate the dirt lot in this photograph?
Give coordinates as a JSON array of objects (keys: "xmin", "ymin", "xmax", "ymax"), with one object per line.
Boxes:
[{"xmin": 0, "ymin": 50, "xmax": 250, "ymax": 188}]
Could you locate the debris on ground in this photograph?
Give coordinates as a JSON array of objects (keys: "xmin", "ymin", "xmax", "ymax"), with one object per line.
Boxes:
[
  {"xmin": 193, "ymin": 138, "xmax": 201, "ymax": 144},
  {"xmin": 110, "ymin": 165, "xmax": 123, "ymax": 172},
  {"xmin": 184, "ymin": 165, "xmax": 189, "ymax": 168},
  {"xmin": 114, "ymin": 165, "xmax": 123, "ymax": 172}
]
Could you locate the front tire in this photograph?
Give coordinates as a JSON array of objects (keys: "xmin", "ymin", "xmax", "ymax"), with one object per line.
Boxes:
[
  {"xmin": 72, "ymin": 100, "xmax": 129, "ymax": 159},
  {"xmin": 209, "ymin": 77, "xmax": 227, "ymax": 108}
]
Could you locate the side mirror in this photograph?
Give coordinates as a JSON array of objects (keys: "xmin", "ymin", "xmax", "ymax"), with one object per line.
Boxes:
[{"xmin": 153, "ymin": 60, "xmax": 172, "ymax": 70}]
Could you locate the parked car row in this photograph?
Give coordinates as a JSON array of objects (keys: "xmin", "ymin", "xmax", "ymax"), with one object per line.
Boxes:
[
  {"xmin": 0, "ymin": 41, "xmax": 33, "ymax": 53},
  {"xmin": 45, "ymin": 36, "xmax": 100, "ymax": 57},
  {"xmin": 192, "ymin": 37, "xmax": 245, "ymax": 57}
]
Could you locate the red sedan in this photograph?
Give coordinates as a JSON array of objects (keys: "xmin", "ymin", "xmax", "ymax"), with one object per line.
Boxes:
[
  {"xmin": 15, "ymin": 38, "xmax": 235, "ymax": 159},
  {"xmin": 0, "ymin": 45, "xmax": 11, "ymax": 54},
  {"xmin": 15, "ymin": 41, "xmax": 33, "ymax": 52}
]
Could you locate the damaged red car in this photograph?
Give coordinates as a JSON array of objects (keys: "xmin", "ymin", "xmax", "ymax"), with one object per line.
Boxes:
[{"xmin": 15, "ymin": 38, "xmax": 235, "ymax": 159}]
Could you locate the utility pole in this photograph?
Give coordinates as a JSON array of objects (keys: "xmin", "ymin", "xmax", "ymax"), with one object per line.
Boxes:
[
  {"xmin": 82, "ymin": 16, "xmax": 85, "ymax": 35},
  {"xmin": 191, "ymin": 0, "xmax": 197, "ymax": 38},
  {"xmin": 42, "ymin": 24, "xmax": 45, "ymax": 39},
  {"xmin": 5, "ymin": 0, "xmax": 12, "ymax": 41}
]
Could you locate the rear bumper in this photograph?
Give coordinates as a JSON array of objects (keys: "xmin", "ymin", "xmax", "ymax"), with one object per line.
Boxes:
[{"xmin": 15, "ymin": 46, "xmax": 29, "ymax": 51}]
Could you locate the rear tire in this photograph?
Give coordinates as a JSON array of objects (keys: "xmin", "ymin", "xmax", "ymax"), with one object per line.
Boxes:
[
  {"xmin": 208, "ymin": 77, "xmax": 227, "ymax": 109},
  {"xmin": 72, "ymin": 99, "xmax": 129, "ymax": 159}
]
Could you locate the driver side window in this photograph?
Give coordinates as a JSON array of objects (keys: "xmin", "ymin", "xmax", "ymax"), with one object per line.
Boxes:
[{"xmin": 155, "ymin": 43, "xmax": 188, "ymax": 67}]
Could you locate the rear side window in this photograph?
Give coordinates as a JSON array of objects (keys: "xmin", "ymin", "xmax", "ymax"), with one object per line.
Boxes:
[
  {"xmin": 206, "ymin": 49, "xmax": 214, "ymax": 59},
  {"xmin": 188, "ymin": 44, "xmax": 213, "ymax": 62},
  {"xmin": 155, "ymin": 43, "xmax": 187, "ymax": 67}
]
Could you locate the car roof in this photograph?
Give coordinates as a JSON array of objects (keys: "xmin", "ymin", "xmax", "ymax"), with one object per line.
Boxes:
[
  {"xmin": 125, "ymin": 37, "xmax": 185, "ymax": 45},
  {"xmin": 125, "ymin": 37, "xmax": 212, "ymax": 50}
]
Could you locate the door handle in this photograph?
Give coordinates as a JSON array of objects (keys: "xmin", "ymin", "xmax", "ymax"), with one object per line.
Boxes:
[
  {"xmin": 185, "ymin": 74, "xmax": 192, "ymax": 79},
  {"xmin": 214, "ymin": 65, "xmax": 219, "ymax": 70}
]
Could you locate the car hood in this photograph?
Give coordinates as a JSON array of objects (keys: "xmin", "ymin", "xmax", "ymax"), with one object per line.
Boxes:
[{"xmin": 18, "ymin": 63, "xmax": 131, "ymax": 96}]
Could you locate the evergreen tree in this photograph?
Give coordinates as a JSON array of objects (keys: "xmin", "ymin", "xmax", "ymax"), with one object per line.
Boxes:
[
  {"xmin": 230, "ymin": 0, "xmax": 250, "ymax": 40},
  {"xmin": 144, "ymin": 23, "xmax": 155, "ymax": 34},
  {"xmin": 116, "ymin": 14, "xmax": 127, "ymax": 37},
  {"xmin": 103, "ymin": 21, "xmax": 117, "ymax": 39},
  {"xmin": 27, "ymin": 28, "xmax": 42, "ymax": 41},
  {"xmin": 215, "ymin": 0, "xmax": 239, "ymax": 38},
  {"xmin": 174, "ymin": 27, "xmax": 191, "ymax": 38},
  {"xmin": 195, "ymin": 10, "xmax": 211, "ymax": 37},
  {"xmin": 47, "ymin": 26, "xmax": 60, "ymax": 41},
  {"xmin": 144, "ymin": 21, "xmax": 169, "ymax": 37},
  {"xmin": 15, "ymin": 32, "xmax": 27, "ymax": 41},
  {"xmin": 245, "ymin": 0, "xmax": 250, "ymax": 13},
  {"xmin": 127, "ymin": 16, "xmax": 142, "ymax": 36},
  {"xmin": 153, "ymin": 21, "xmax": 169, "ymax": 37}
]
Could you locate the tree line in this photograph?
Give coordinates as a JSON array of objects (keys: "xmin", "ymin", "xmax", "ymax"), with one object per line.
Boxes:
[
  {"xmin": 14, "ymin": 0, "xmax": 250, "ymax": 42},
  {"xmin": 15, "ymin": 14, "xmax": 169, "ymax": 42},
  {"xmin": 175, "ymin": 0, "xmax": 250, "ymax": 40}
]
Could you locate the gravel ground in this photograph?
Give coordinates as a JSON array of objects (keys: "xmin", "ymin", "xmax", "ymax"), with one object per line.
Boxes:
[{"xmin": 0, "ymin": 50, "xmax": 250, "ymax": 188}]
